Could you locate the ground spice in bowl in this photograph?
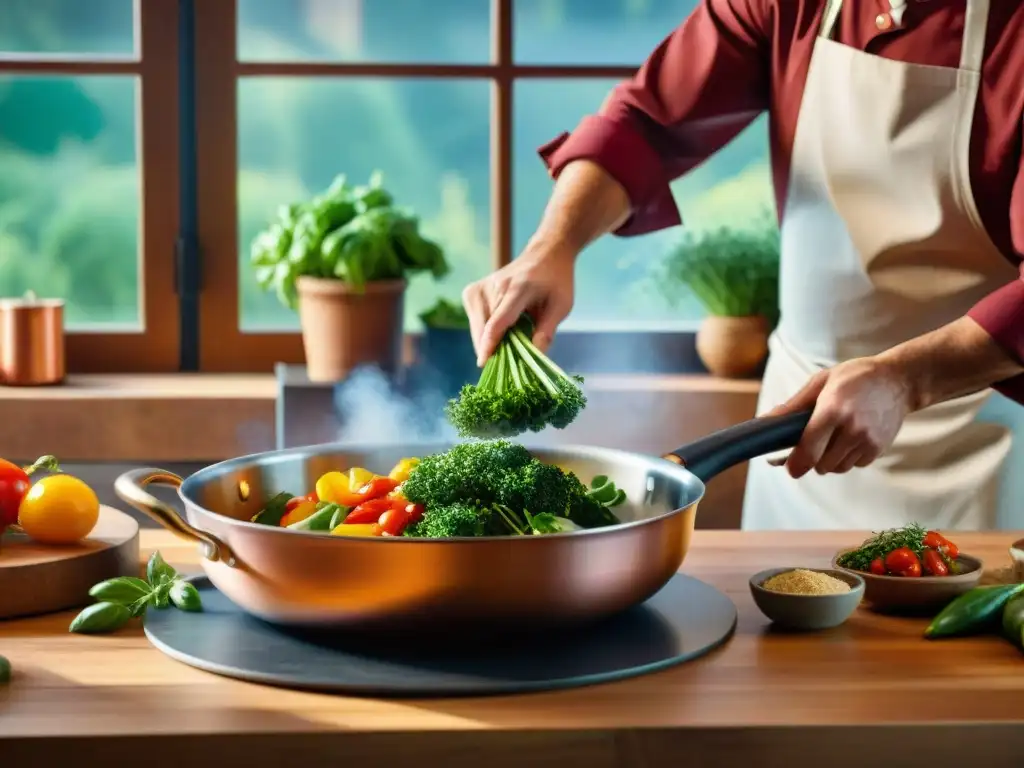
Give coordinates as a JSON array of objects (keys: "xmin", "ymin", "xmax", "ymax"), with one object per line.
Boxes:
[{"xmin": 761, "ymin": 569, "xmax": 852, "ymax": 596}]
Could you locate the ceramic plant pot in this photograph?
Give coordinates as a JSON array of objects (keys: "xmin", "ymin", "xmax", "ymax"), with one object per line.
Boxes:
[
  {"xmin": 296, "ymin": 277, "xmax": 406, "ymax": 382},
  {"xmin": 696, "ymin": 315, "xmax": 769, "ymax": 379}
]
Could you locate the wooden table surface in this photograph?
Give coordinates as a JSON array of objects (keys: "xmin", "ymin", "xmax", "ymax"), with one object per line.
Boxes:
[{"xmin": 3, "ymin": 530, "xmax": 1024, "ymax": 767}]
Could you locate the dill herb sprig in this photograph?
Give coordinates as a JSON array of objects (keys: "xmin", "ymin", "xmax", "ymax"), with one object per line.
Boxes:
[{"xmin": 836, "ymin": 524, "xmax": 928, "ymax": 571}]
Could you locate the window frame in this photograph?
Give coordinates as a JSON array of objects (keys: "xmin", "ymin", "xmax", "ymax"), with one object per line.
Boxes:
[
  {"xmin": 193, "ymin": 0, "xmax": 702, "ymax": 374},
  {"xmin": 0, "ymin": 0, "xmax": 182, "ymax": 372}
]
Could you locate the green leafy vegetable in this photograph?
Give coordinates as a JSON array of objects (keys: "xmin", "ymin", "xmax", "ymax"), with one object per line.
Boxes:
[
  {"xmin": 250, "ymin": 171, "xmax": 450, "ymax": 309},
  {"xmin": 445, "ymin": 314, "xmax": 587, "ymax": 438},
  {"xmin": 147, "ymin": 550, "xmax": 178, "ymax": 587},
  {"xmin": 69, "ymin": 602, "xmax": 133, "ymax": 634},
  {"xmin": 657, "ymin": 221, "xmax": 780, "ymax": 324},
  {"xmin": 250, "ymin": 491, "xmax": 293, "ymax": 526},
  {"xmin": 169, "ymin": 581, "xmax": 203, "ymax": 613},
  {"xmin": 401, "ymin": 440, "xmax": 619, "ymax": 539},
  {"xmin": 0, "ymin": 654, "xmax": 10, "ymax": 685},
  {"xmin": 419, "ymin": 297, "xmax": 470, "ymax": 330},
  {"xmin": 587, "ymin": 476, "xmax": 627, "ymax": 507},
  {"xmin": 835, "ymin": 524, "xmax": 928, "ymax": 572},
  {"xmin": 69, "ymin": 550, "xmax": 204, "ymax": 635}
]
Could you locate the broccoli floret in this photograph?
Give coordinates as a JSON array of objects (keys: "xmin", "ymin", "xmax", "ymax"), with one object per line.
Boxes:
[
  {"xmin": 445, "ymin": 314, "xmax": 586, "ymax": 438},
  {"xmin": 401, "ymin": 440, "xmax": 621, "ymax": 538},
  {"xmin": 405, "ymin": 502, "xmax": 490, "ymax": 538}
]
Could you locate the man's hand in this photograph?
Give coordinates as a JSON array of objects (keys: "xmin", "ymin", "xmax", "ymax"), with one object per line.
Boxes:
[
  {"xmin": 462, "ymin": 240, "xmax": 576, "ymax": 366},
  {"xmin": 768, "ymin": 358, "xmax": 914, "ymax": 478}
]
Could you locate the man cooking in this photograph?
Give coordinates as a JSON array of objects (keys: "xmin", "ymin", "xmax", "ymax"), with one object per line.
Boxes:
[{"xmin": 461, "ymin": 0, "xmax": 1024, "ymax": 531}]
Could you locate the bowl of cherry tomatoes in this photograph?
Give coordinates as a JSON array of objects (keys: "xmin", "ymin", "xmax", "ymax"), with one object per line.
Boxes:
[{"xmin": 831, "ymin": 525, "xmax": 982, "ymax": 613}]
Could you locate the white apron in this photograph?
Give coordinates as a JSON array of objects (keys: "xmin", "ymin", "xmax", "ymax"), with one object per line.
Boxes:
[{"xmin": 742, "ymin": 0, "xmax": 1017, "ymax": 531}]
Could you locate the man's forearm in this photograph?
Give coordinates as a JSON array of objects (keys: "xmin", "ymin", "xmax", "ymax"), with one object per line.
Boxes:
[
  {"xmin": 875, "ymin": 316, "xmax": 1024, "ymax": 411},
  {"xmin": 529, "ymin": 160, "xmax": 632, "ymax": 256}
]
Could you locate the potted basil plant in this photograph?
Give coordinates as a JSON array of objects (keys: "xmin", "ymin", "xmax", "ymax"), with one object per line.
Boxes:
[
  {"xmin": 659, "ymin": 224, "xmax": 780, "ymax": 378},
  {"xmin": 250, "ymin": 172, "xmax": 449, "ymax": 381}
]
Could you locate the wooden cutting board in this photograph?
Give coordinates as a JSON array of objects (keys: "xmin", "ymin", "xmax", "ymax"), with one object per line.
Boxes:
[{"xmin": 0, "ymin": 505, "xmax": 140, "ymax": 620}]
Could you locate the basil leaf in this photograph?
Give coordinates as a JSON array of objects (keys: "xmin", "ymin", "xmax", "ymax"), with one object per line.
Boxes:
[
  {"xmin": 128, "ymin": 592, "xmax": 156, "ymax": 618},
  {"xmin": 88, "ymin": 577, "xmax": 152, "ymax": 607},
  {"xmin": 69, "ymin": 602, "xmax": 132, "ymax": 634},
  {"xmin": 152, "ymin": 581, "xmax": 172, "ymax": 609},
  {"xmin": 0, "ymin": 654, "xmax": 10, "ymax": 684},
  {"xmin": 169, "ymin": 581, "xmax": 203, "ymax": 613},
  {"xmin": 250, "ymin": 491, "xmax": 293, "ymax": 526},
  {"xmin": 146, "ymin": 551, "xmax": 177, "ymax": 587}
]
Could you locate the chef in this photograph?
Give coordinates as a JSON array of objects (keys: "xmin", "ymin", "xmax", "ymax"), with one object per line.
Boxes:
[{"xmin": 462, "ymin": 0, "xmax": 1024, "ymax": 531}]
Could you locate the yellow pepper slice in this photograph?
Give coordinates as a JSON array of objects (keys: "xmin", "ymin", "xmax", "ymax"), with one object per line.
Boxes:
[
  {"xmin": 315, "ymin": 471, "xmax": 350, "ymax": 505},
  {"xmin": 279, "ymin": 500, "xmax": 318, "ymax": 528},
  {"xmin": 330, "ymin": 523, "xmax": 381, "ymax": 538},
  {"xmin": 387, "ymin": 457, "xmax": 420, "ymax": 484},
  {"xmin": 347, "ymin": 467, "xmax": 377, "ymax": 491}
]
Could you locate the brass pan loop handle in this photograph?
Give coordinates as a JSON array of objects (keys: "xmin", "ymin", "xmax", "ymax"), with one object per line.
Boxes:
[{"xmin": 114, "ymin": 468, "xmax": 236, "ymax": 567}]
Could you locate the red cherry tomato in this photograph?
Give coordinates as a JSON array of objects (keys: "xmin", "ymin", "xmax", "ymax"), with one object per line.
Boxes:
[
  {"xmin": 346, "ymin": 498, "xmax": 394, "ymax": 525},
  {"xmin": 378, "ymin": 506, "xmax": 412, "ymax": 537},
  {"xmin": 0, "ymin": 458, "xmax": 31, "ymax": 529},
  {"xmin": 922, "ymin": 548, "xmax": 949, "ymax": 577},
  {"xmin": 404, "ymin": 503, "xmax": 425, "ymax": 525},
  {"xmin": 925, "ymin": 530, "xmax": 960, "ymax": 559},
  {"xmin": 869, "ymin": 557, "xmax": 887, "ymax": 576},
  {"xmin": 884, "ymin": 547, "xmax": 922, "ymax": 577},
  {"xmin": 922, "ymin": 531, "xmax": 944, "ymax": 549}
]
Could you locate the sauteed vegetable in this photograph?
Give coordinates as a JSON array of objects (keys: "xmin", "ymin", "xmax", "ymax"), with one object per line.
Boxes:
[
  {"xmin": 249, "ymin": 441, "xmax": 626, "ymax": 539},
  {"xmin": 836, "ymin": 524, "xmax": 962, "ymax": 577}
]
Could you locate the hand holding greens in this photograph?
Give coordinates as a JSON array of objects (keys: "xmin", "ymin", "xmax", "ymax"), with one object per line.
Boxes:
[
  {"xmin": 250, "ymin": 171, "xmax": 450, "ymax": 309},
  {"xmin": 69, "ymin": 551, "xmax": 203, "ymax": 635},
  {"xmin": 445, "ymin": 314, "xmax": 587, "ymax": 438}
]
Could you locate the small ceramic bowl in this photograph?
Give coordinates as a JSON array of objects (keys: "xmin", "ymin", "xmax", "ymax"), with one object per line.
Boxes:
[
  {"xmin": 1010, "ymin": 539, "xmax": 1024, "ymax": 583},
  {"xmin": 831, "ymin": 550, "xmax": 983, "ymax": 613},
  {"xmin": 749, "ymin": 567, "xmax": 865, "ymax": 630}
]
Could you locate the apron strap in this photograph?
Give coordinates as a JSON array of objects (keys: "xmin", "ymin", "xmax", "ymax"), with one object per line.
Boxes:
[
  {"xmin": 820, "ymin": 0, "xmax": 989, "ymax": 72},
  {"xmin": 819, "ymin": 0, "xmax": 843, "ymax": 39},
  {"xmin": 959, "ymin": 0, "xmax": 990, "ymax": 73}
]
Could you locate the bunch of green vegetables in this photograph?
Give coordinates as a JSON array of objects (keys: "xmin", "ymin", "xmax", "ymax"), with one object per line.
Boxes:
[
  {"xmin": 400, "ymin": 440, "xmax": 624, "ymax": 538},
  {"xmin": 658, "ymin": 223, "xmax": 780, "ymax": 325},
  {"xmin": 68, "ymin": 551, "xmax": 202, "ymax": 635},
  {"xmin": 419, "ymin": 297, "xmax": 470, "ymax": 330},
  {"xmin": 250, "ymin": 171, "xmax": 450, "ymax": 309},
  {"xmin": 445, "ymin": 314, "xmax": 587, "ymax": 438}
]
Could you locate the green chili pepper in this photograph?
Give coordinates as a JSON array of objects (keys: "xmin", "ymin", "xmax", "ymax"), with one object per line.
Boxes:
[
  {"xmin": 925, "ymin": 583, "xmax": 1024, "ymax": 639},
  {"xmin": 287, "ymin": 503, "xmax": 348, "ymax": 532},
  {"xmin": 1002, "ymin": 593, "xmax": 1024, "ymax": 650}
]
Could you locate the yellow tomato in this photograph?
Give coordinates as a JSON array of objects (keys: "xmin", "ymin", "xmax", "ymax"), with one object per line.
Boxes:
[
  {"xmin": 387, "ymin": 457, "xmax": 419, "ymax": 484},
  {"xmin": 315, "ymin": 471, "xmax": 350, "ymax": 505},
  {"xmin": 330, "ymin": 523, "xmax": 381, "ymax": 537},
  {"xmin": 18, "ymin": 475, "xmax": 100, "ymax": 545},
  {"xmin": 346, "ymin": 467, "xmax": 376, "ymax": 491},
  {"xmin": 279, "ymin": 500, "xmax": 317, "ymax": 527}
]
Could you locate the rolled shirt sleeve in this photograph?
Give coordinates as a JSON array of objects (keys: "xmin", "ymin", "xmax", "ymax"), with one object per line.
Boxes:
[
  {"xmin": 967, "ymin": 263, "xmax": 1024, "ymax": 401},
  {"xmin": 537, "ymin": 0, "xmax": 772, "ymax": 236}
]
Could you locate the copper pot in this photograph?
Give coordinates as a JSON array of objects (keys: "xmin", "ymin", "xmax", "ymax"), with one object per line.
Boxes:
[
  {"xmin": 0, "ymin": 296, "xmax": 65, "ymax": 386},
  {"xmin": 114, "ymin": 410, "xmax": 811, "ymax": 632}
]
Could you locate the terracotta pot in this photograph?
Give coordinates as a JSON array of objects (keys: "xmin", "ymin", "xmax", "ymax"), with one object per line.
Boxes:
[
  {"xmin": 296, "ymin": 277, "xmax": 406, "ymax": 382},
  {"xmin": 696, "ymin": 315, "xmax": 769, "ymax": 379}
]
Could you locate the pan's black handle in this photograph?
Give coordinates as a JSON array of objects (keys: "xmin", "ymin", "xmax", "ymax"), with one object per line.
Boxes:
[{"xmin": 663, "ymin": 409, "xmax": 813, "ymax": 483}]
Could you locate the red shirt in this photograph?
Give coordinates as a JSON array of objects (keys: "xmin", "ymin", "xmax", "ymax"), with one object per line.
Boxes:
[{"xmin": 539, "ymin": 0, "xmax": 1024, "ymax": 400}]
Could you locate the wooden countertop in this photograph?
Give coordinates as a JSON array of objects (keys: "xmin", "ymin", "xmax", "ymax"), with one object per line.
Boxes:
[{"xmin": 4, "ymin": 530, "xmax": 1024, "ymax": 767}]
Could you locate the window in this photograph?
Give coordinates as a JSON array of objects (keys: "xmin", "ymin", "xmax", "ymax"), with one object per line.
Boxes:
[
  {"xmin": 0, "ymin": 0, "xmax": 181, "ymax": 371},
  {"xmin": 192, "ymin": 0, "xmax": 775, "ymax": 372}
]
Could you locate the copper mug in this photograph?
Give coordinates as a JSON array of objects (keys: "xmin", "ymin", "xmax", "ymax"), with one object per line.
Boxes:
[{"xmin": 0, "ymin": 295, "xmax": 66, "ymax": 386}]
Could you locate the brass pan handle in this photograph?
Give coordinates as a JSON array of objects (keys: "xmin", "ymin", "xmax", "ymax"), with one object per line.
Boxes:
[{"xmin": 114, "ymin": 468, "xmax": 235, "ymax": 566}]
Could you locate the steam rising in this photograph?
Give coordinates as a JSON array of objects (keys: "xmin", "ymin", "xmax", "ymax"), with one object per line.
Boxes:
[{"xmin": 332, "ymin": 366, "xmax": 459, "ymax": 446}]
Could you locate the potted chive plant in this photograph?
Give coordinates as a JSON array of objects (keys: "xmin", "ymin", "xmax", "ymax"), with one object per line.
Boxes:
[
  {"xmin": 416, "ymin": 297, "xmax": 477, "ymax": 397},
  {"xmin": 249, "ymin": 172, "xmax": 449, "ymax": 382},
  {"xmin": 659, "ymin": 224, "xmax": 780, "ymax": 378}
]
